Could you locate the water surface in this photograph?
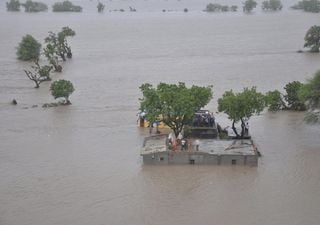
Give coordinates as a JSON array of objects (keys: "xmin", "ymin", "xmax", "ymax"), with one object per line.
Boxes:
[{"xmin": 1, "ymin": 1, "xmax": 320, "ymax": 225}]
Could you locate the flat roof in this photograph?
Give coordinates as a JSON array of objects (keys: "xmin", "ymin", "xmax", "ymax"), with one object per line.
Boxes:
[
  {"xmin": 141, "ymin": 135, "xmax": 257, "ymax": 156},
  {"xmin": 141, "ymin": 134, "xmax": 168, "ymax": 155},
  {"xmin": 194, "ymin": 139, "xmax": 256, "ymax": 155}
]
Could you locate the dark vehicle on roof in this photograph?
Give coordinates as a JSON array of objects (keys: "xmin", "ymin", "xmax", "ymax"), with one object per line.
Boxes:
[{"xmin": 190, "ymin": 110, "xmax": 218, "ymax": 138}]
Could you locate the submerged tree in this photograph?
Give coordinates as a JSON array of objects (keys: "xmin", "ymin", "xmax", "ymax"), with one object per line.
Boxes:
[
  {"xmin": 139, "ymin": 82, "xmax": 213, "ymax": 137},
  {"xmin": 97, "ymin": 2, "xmax": 105, "ymax": 12},
  {"xmin": 205, "ymin": 3, "xmax": 231, "ymax": 12},
  {"xmin": 52, "ymin": 0, "xmax": 82, "ymax": 12},
  {"xmin": 243, "ymin": 0, "xmax": 257, "ymax": 12},
  {"xmin": 292, "ymin": 0, "xmax": 320, "ymax": 12},
  {"xmin": 24, "ymin": 60, "xmax": 52, "ymax": 88},
  {"xmin": 299, "ymin": 70, "xmax": 320, "ymax": 123},
  {"xmin": 205, "ymin": 3, "xmax": 222, "ymax": 12},
  {"xmin": 299, "ymin": 70, "xmax": 320, "ymax": 110},
  {"xmin": 230, "ymin": 5, "xmax": 238, "ymax": 11},
  {"xmin": 22, "ymin": 0, "xmax": 48, "ymax": 12},
  {"xmin": 16, "ymin": 34, "xmax": 41, "ymax": 61},
  {"xmin": 265, "ymin": 90, "xmax": 286, "ymax": 111},
  {"xmin": 6, "ymin": 0, "xmax": 20, "ymax": 11},
  {"xmin": 44, "ymin": 26, "xmax": 75, "ymax": 62},
  {"xmin": 43, "ymin": 43, "xmax": 62, "ymax": 72},
  {"xmin": 304, "ymin": 25, "xmax": 320, "ymax": 52},
  {"xmin": 50, "ymin": 79, "xmax": 75, "ymax": 104},
  {"xmin": 218, "ymin": 87, "xmax": 265, "ymax": 138},
  {"xmin": 265, "ymin": 81, "xmax": 305, "ymax": 111},
  {"xmin": 284, "ymin": 81, "xmax": 305, "ymax": 110},
  {"xmin": 262, "ymin": 0, "xmax": 282, "ymax": 10}
]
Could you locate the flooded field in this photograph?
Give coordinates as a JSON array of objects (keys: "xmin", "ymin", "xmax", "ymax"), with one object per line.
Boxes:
[{"xmin": 1, "ymin": 0, "xmax": 320, "ymax": 224}]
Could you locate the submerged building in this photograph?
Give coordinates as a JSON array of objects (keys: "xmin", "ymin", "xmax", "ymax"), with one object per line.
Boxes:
[{"xmin": 141, "ymin": 134, "xmax": 258, "ymax": 166}]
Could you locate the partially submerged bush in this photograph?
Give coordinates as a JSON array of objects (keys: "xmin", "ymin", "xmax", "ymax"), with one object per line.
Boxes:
[
  {"xmin": 22, "ymin": 0, "xmax": 48, "ymax": 12},
  {"xmin": 6, "ymin": 0, "xmax": 20, "ymax": 11},
  {"xmin": 262, "ymin": 0, "xmax": 283, "ymax": 11},
  {"xmin": 291, "ymin": 0, "xmax": 320, "ymax": 12},
  {"xmin": 205, "ymin": 3, "xmax": 238, "ymax": 12},
  {"xmin": 50, "ymin": 79, "xmax": 75, "ymax": 104},
  {"xmin": 16, "ymin": 34, "xmax": 41, "ymax": 61},
  {"xmin": 52, "ymin": 0, "xmax": 82, "ymax": 12}
]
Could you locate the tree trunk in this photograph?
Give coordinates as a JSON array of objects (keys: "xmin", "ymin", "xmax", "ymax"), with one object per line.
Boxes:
[
  {"xmin": 67, "ymin": 51, "xmax": 72, "ymax": 59},
  {"xmin": 240, "ymin": 118, "xmax": 245, "ymax": 138},
  {"xmin": 232, "ymin": 120, "xmax": 240, "ymax": 138},
  {"xmin": 59, "ymin": 53, "xmax": 66, "ymax": 61},
  {"xmin": 173, "ymin": 125, "xmax": 183, "ymax": 139},
  {"xmin": 65, "ymin": 96, "xmax": 71, "ymax": 105}
]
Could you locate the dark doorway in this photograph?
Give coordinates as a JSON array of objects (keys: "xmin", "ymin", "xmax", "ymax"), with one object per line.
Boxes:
[
  {"xmin": 231, "ymin": 159, "xmax": 237, "ymax": 165},
  {"xmin": 190, "ymin": 159, "xmax": 195, "ymax": 164}
]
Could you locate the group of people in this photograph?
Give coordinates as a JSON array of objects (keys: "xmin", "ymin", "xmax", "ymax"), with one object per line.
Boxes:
[
  {"xmin": 192, "ymin": 111, "xmax": 215, "ymax": 127},
  {"xmin": 168, "ymin": 133, "xmax": 200, "ymax": 151}
]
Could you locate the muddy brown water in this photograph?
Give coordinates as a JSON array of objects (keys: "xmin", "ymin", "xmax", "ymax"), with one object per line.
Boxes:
[{"xmin": 1, "ymin": 1, "xmax": 320, "ymax": 224}]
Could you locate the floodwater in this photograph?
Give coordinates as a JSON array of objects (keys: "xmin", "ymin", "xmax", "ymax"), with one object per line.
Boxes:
[{"xmin": 1, "ymin": 0, "xmax": 320, "ymax": 224}]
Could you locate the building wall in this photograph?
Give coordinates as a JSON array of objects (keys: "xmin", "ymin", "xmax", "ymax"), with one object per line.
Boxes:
[
  {"xmin": 220, "ymin": 155, "xmax": 245, "ymax": 165},
  {"xmin": 142, "ymin": 152, "xmax": 258, "ymax": 166},
  {"xmin": 245, "ymin": 155, "xmax": 258, "ymax": 166},
  {"xmin": 143, "ymin": 152, "xmax": 168, "ymax": 165}
]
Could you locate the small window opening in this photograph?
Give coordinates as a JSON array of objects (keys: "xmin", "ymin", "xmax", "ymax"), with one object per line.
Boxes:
[
  {"xmin": 159, "ymin": 157, "xmax": 164, "ymax": 161},
  {"xmin": 232, "ymin": 159, "xmax": 237, "ymax": 165},
  {"xmin": 190, "ymin": 159, "xmax": 195, "ymax": 164}
]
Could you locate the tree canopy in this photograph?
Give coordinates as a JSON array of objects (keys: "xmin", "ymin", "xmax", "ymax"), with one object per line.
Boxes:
[
  {"xmin": 22, "ymin": 0, "xmax": 48, "ymax": 12},
  {"xmin": 97, "ymin": 2, "xmax": 105, "ymax": 12},
  {"xmin": 52, "ymin": 0, "xmax": 82, "ymax": 12},
  {"xmin": 24, "ymin": 60, "xmax": 52, "ymax": 88},
  {"xmin": 299, "ymin": 70, "xmax": 320, "ymax": 110},
  {"xmin": 205, "ymin": 3, "xmax": 237, "ymax": 12},
  {"xmin": 298, "ymin": 70, "xmax": 320, "ymax": 123},
  {"xmin": 262, "ymin": 0, "xmax": 282, "ymax": 10},
  {"xmin": 218, "ymin": 87, "xmax": 265, "ymax": 138},
  {"xmin": 139, "ymin": 82, "xmax": 213, "ymax": 137},
  {"xmin": 16, "ymin": 34, "xmax": 41, "ymax": 61},
  {"xmin": 44, "ymin": 26, "xmax": 75, "ymax": 62},
  {"xmin": 6, "ymin": 0, "xmax": 20, "ymax": 11},
  {"xmin": 265, "ymin": 90, "xmax": 285, "ymax": 111},
  {"xmin": 292, "ymin": 0, "xmax": 320, "ymax": 12},
  {"xmin": 50, "ymin": 79, "xmax": 75, "ymax": 104},
  {"xmin": 284, "ymin": 81, "xmax": 305, "ymax": 110},
  {"xmin": 304, "ymin": 25, "xmax": 320, "ymax": 52},
  {"xmin": 243, "ymin": 0, "xmax": 257, "ymax": 12}
]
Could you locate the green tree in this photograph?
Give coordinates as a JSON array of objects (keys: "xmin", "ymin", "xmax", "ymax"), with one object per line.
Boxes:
[
  {"xmin": 52, "ymin": 0, "xmax": 82, "ymax": 12},
  {"xmin": 299, "ymin": 70, "xmax": 320, "ymax": 110},
  {"xmin": 97, "ymin": 2, "xmax": 105, "ymax": 12},
  {"xmin": 284, "ymin": 81, "xmax": 305, "ymax": 110},
  {"xmin": 44, "ymin": 26, "xmax": 75, "ymax": 61},
  {"xmin": 302, "ymin": 0, "xmax": 320, "ymax": 12},
  {"xmin": 265, "ymin": 90, "xmax": 286, "ymax": 111},
  {"xmin": 50, "ymin": 80, "xmax": 75, "ymax": 104},
  {"xmin": 43, "ymin": 43, "xmax": 62, "ymax": 72},
  {"xmin": 291, "ymin": 1, "xmax": 304, "ymax": 9},
  {"xmin": 139, "ymin": 82, "xmax": 213, "ymax": 137},
  {"xmin": 230, "ymin": 5, "xmax": 238, "ymax": 11},
  {"xmin": 262, "ymin": 0, "xmax": 282, "ymax": 10},
  {"xmin": 304, "ymin": 25, "xmax": 320, "ymax": 52},
  {"xmin": 6, "ymin": 0, "xmax": 20, "ymax": 11},
  {"xmin": 22, "ymin": 0, "xmax": 48, "ymax": 12},
  {"xmin": 243, "ymin": 0, "xmax": 257, "ymax": 12},
  {"xmin": 218, "ymin": 87, "xmax": 265, "ymax": 138},
  {"xmin": 16, "ymin": 34, "xmax": 41, "ymax": 61},
  {"xmin": 299, "ymin": 71, "xmax": 320, "ymax": 123},
  {"xmin": 304, "ymin": 111, "xmax": 320, "ymax": 123},
  {"xmin": 205, "ymin": 3, "xmax": 222, "ymax": 12},
  {"xmin": 24, "ymin": 60, "xmax": 52, "ymax": 88}
]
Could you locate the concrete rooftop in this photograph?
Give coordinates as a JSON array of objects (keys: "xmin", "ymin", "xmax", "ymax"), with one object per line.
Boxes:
[{"xmin": 141, "ymin": 135, "xmax": 257, "ymax": 156}]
